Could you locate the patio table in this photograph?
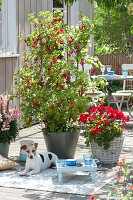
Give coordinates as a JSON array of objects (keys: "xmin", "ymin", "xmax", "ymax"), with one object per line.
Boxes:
[
  {"xmin": 56, "ymin": 159, "xmax": 97, "ymax": 184},
  {"xmin": 93, "ymin": 75, "xmax": 133, "ymax": 90}
]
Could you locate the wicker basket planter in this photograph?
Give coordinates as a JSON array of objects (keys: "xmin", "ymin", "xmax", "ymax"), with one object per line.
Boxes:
[{"xmin": 91, "ymin": 134, "xmax": 124, "ymax": 164}]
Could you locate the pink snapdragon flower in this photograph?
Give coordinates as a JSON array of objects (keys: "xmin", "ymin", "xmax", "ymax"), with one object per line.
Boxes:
[
  {"xmin": 0, "ymin": 95, "xmax": 19, "ymax": 132},
  {"xmin": 1, "ymin": 121, "xmax": 10, "ymax": 131},
  {"xmin": 0, "ymin": 114, "xmax": 2, "ymax": 122},
  {"xmin": 2, "ymin": 96, "xmax": 9, "ymax": 114},
  {"xmin": 9, "ymin": 108, "xmax": 19, "ymax": 121}
]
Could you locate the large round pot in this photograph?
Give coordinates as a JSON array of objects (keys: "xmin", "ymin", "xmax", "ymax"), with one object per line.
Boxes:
[
  {"xmin": 0, "ymin": 142, "xmax": 10, "ymax": 158},
  {"xmin": 91, "ymin": 134, "xmax": 124, "ymax": 164},
  {"xmin": 43, "ymin": 129, "xmax": 80, "ymax": 159}
]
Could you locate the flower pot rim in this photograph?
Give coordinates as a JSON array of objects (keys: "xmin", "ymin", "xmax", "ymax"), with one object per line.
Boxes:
[{"xmin": 42, "ymin": 127, "xmax": 80, "ymax": 135}]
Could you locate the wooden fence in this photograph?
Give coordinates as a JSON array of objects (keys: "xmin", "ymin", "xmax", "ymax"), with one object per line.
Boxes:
[
  {"xmin": 96, "ymin": 54, "xmax": 133, "ymax": 74},
  {"xmin": 95, "ymin": 54, "xmax": 133, "ymax": 90}
]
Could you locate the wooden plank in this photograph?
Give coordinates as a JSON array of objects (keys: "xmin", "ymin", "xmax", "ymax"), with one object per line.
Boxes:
[
  {"xmin": 18, "ymin": 0, "xmax": 25, "ymax": 46},
  {"xmin": 18, "ymin": 0, "xmax": 25, "ymax": 125},
  {"xmin": 31, "ymin": 0, "xmax": 37, "ymax": 33},
  {"xmin": 0, "ymin": 58, "xmax": 6, "ymax": 95},
  {"xmin": 25, "ymin": 0, "xmax": 31, "ymax": 38},
  {"xmin": 47, "ymin": 0, "xmax": 53, "ymax": 12},
  {"xmin": 31, "ymin": 0, "xmax": 37, "ymax": 16},
  {"xmin": 79, "ymin": 0, "xmax": 85, "ymax": 15},
  {"xmin": 15, "ymin": 0, "xmax": 21, "ymax": 116},
  {"xmin": 79, "ymin": 0, "xmax": 94, "ymax": 19},
  {"xmin": 42, "ymin": 0, "xmax": 48, "ymax": 11},
  {"xmin": 37, "ymin": 0, "xmax": 42, "ymax": 17},
  {"xmin": 7, "ymin": 0, "xmax": 17, "ymax": 53},
  {"xmin": 12, "ymin": 57, "xmax": 20, "ymax": 109},
  {"xmin": 16, "ymin": 0, "xmax": 19, "ymax": 54},
  {"xmin": 89, "ymin": 0, "xmax": 94, "ymax": 20},
  {"xmin": 18, "ymin": 0, "xmax": 25, "ymax": 68},
  {"xmin": 5, "ymin": 58, "xmax": 13, "ymax": 95}
]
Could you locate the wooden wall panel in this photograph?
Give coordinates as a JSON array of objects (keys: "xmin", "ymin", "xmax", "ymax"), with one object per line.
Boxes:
[
  {"xmin": 31, "ymin": 0, "xmax": 37, "ymax": 17},
  {"xmin": 37, "ymin": 0, "xmax": 42, "ymax": 17},
  {"xmin": 47, "ymin": 0, "xmax": 53, "ymax": 12},
  {"xmin": 5, "ymin": 58, "xmax": 13, "ymax": 94},
  {"xmin": 0, "ymin": 0, "xmax": 50, "ymax": 125},
  {"xmin": 42, "ymin": 0, "xmax": 48, "ymax": 11},
  {"xmin": 18, "ymin": 0, "xmax": 25, "ymax": 68},
  {"xmin": 16, "ymin": 0, "xmax": 19, "ymax": 54},
  {"xmin": 79, "ymin": 0, "xmax": 94, "ymax": 19},
  {"xmin": 12, "ymin": 57, "xmax": 20, "ymax": 108},
  {"xmin": 0, "ymin": 58, "xmax": 6, "ymax": 95},
  {"xmin": 25, "ymin": 0, "xmax": 31, "ymax": 38},
  {"xmin": 0, "ymin": 57, "xmax": 18, "ymax": 96}
]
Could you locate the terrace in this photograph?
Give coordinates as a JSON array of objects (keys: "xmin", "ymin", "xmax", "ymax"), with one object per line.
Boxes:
[
  {"xmin": 0, "ymin": 1, "xmax": 133, "ymax": 200},
  {"xmin": 0, "ymin": 123, "xmax": 131, "ymax": 199}
]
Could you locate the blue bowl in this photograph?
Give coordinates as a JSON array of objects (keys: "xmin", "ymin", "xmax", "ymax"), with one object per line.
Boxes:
[
  {"xmin": 108, "ymin": 71, "xmax": 114, "ymax": 75},
  {"xmin": 66, "ymin": 159, "xmax": 76, "ymax": 166}
]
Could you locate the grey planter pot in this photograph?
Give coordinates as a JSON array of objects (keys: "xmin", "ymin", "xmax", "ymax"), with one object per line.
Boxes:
[
  {"xmin": 43, "ymin": 129, "xmax": 80, "ymax": 159},
  {"xmin": 0, "ymin": 142, "xmax": 10, "ymax": 158}
]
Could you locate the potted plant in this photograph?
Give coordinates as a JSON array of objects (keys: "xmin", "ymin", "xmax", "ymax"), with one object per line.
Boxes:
[
  {"xmin": 12, "ymin": 10, "xmax": 103, "ymax": 158},
  {"xmin": 79, "ymin": 105, "xmax": 130, "ymax": 163},
  {"xmin": 0, "ymin": 95, "xmax": 19, "ymax": 158}
]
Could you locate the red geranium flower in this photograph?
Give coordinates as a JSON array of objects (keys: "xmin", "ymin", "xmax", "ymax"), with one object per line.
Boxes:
[
  {"xmin": 120, "ymin": 158, "xmax": 126, "ymax": 162},
  {"xmin": 79, "ymin": 105, "xmax": 129, "ymax": 150},
  {"xmin": 115, "ymin": 177, "xmax": 122, "ymax": 180},
  {"xmin": 89, "ymin": 195, "xmax": 97, "ymax": 200},
  {"xmin": 117, "ymin": 162, "xmax": 123, "ymax": 165},
  {"xmin": 117, "ymin": 167, "xmax": 122, "ymax": 171}
]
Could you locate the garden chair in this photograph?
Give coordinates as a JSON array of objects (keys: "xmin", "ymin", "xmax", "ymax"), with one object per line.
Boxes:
[
  {"xmin": 111, "ymin": 64, "xmax": 133, "ymax": 111},
  {"xmin": 107, "ymin": 92, "xmax": 132, "ymax": 111},
  {"xmin": 98, "ymin": 77, "xmax": 131, "ymax": 111}
]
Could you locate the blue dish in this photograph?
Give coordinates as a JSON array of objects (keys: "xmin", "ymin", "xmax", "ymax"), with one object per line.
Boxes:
[
  {"xmin": 108, "ymin": 71, "xmax": 114, "ymax": 75},
  {"xmin": 66, "ymin": 159, "xmax": 76, "ymax": 166}
]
